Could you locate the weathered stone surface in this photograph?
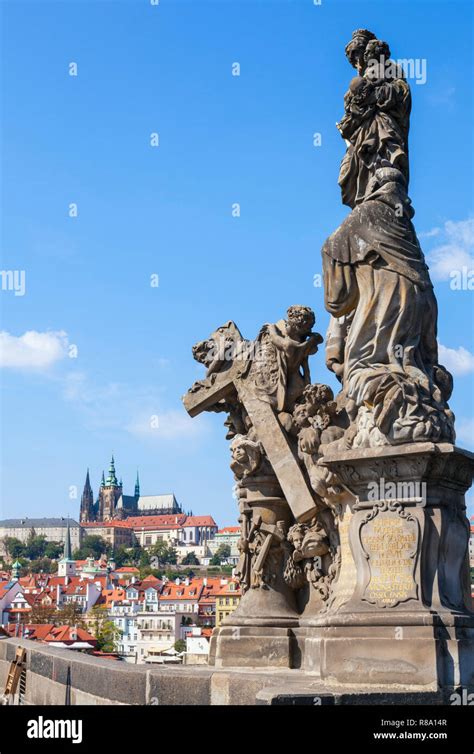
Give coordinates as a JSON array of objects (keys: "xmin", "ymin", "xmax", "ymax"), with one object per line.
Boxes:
[
  {"xmin": 211, "ymin": 627, "xmax": 294, "ymax": 669},
  {"xmin": 1, "ymin": 637, "xmax": 472, "ymax": 704},
  {"xmin": 146, "ymin": 667, "xmax": 211, "ymax": 706}
]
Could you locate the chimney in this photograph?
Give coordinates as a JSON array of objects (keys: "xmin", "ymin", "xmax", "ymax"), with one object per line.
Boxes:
[
  {"xmin": 203, "ymin": 577, "xmax": 207, "ymax": 587},
  {"xmin": 175, "ymin": 577, "xmax": 180, "ymax": 586},
  {"xmin": 184, "ymin": 577, "xmax": 190, "ymax": 587}
]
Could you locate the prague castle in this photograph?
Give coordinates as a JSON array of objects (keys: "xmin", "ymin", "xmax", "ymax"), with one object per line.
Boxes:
[{"xmin": 79, "ymin": 456, "xmax": 183, "ymax": 523}]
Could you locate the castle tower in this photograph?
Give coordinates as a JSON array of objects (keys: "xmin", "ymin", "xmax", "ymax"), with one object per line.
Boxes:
[
  {"xmin": 98, "ymin": 455, "xmax": 123, "ymax": 521},
  {"xmin": 80, "ymin": 469, "xmax": 94, "ymax": 523},
  {"xmin": 58, "ymin": 518, "xmax": 76, "ymax": 578},
  {"xmin": 134, "ymin": 470, "xmax": 140, "ymax": 500}
]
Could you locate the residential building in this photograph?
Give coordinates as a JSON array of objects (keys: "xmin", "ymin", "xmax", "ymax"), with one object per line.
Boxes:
[
  {"xmin": 215, "ymin": 580, "xmax": 241, "ymax": 627},
  {"xmin": 158, "ymin": 577, "xmax": 201, "ymax": 621},
  {"xmin": 197, "ymin": 577, "xmax": 226, "ymax": 627},
  {"xmin": 184, "ymin": 626, "xmax": 211, "ymax": 665},
  {"xmin": 208, "ymin": 526, "xmax": 241, "ymax": 558},
  {"xmin": 134, "ymin": 611, "xmax": 181, "ymax": 664},
  {"xmin": 0, "ymin": 578, "xmax": 22, "ymax": 624}
]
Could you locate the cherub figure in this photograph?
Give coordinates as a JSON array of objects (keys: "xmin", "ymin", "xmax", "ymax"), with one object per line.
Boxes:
[{"xmin": 248, "ymin": 305, "xmax": 322, "ymax": 421}]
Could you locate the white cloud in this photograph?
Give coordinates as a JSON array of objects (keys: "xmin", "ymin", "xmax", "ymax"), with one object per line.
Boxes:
[
  {"xmin": 426, "ymin": 218, "xmax": 474, "ymax": 281},
  {"xmin": 418, "ymin": 227, "xmax": 440, "ymax": 239},
  {"xmin": 0, "ymin": 330, "xmax": 69, "ymax": 370},
  {"xmin": 455, "ymin": 418, "xmax": 474, "ymax": 448},
  {"xmin": 438, "ymin": 343, "xmax": 474, "ymax": 376}
]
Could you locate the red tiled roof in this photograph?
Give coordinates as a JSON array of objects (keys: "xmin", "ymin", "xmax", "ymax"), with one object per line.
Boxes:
[
  {"xmin": 98, "ymin": 588, "xmax": 127, "ymax": 607},
  {"xmin": 122, "ymin": 514, "xmax": 217, "ymax": 530},
  {"xmin": 5, "ymin": 623, "xmax": 96, "ymax": 645},
  {"xmin": 125, "ymin": 514, "xmax": 187, "ymax": 529},
  {"xmin": 184, "ymin": 516, "xmax": 217, "ymax": 527},
  {"xmin": 214, "ymin": 579, "xmax": 241, "ymax": 597},
  {"xmin": 217, "ymin": 527, "xmax": 240, "ymax": 534},
  {"xmin": 81, "ymin": 521, "xmax": 132, "ymax": 529},
  {"xmin": 159, "ymin": 581, "xmax": 203, "ymax": 601}
]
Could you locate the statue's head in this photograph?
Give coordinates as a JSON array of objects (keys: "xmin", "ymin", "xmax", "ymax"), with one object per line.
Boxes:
[
  {"xmin": 303, "ymin": 383, "xmax": 334, "ymax": 408},
  {"xmin": 286, "ymin": 305, "xmax": 315, "ymax": 337},
  {"xmin": 345, "ymin": 29, "xmax": 376, "ymax": 73},
  {"xmin": 192, "ymin": 320, "xmax": 244, "ymax": 371},
  {"xmin": 230, "ymin": 434, "xmax": 263, "ymax": 478}
]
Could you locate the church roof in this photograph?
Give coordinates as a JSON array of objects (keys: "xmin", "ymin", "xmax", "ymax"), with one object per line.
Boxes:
[
  {"xmin": 115, "ymin": 494, "xmax": 137, "ymax": 510},
  {"xmin": 137, "ymin": 494, "xmax": 180, "ymax": 511}
]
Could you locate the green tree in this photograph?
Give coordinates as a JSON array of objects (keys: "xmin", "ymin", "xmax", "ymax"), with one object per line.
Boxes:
[
  {"xmin": 174, "ymin": 639, "xmax": 186, "ymax": 653},
  {"xmin": 90, "ymin": 606, "xmax": 122, "ymax": 653},
  {"xmin": 3, "ymin": 537, "xmax": 25, "ymax": 559},
  {"xmin": 126, "ymin": 545, "xmax": 143, "ymax": 566},
  {"xmin": 73, "ymin": 535, "xmax": 109, "ymax": 560},
  {"xmin": 210, "ymin": 544, "xmax": 231, "ymax": 566},
  {"xmin": 150, "ymin": 541, "xmax": 178, "ymax": 567},
  {"xmin": 44, "ymin": 541, "xmax": 63, "ymax": 560},
  {"xmin": 24, "ymin": 534, "xmax": 48, "ymax": 560},
  {"xmin": 181, "ymin": 551, "xmax": 199, "ymax": 565},
  {"xmin": 139, "ymin": 565, "xmax": 162, "ymax": 580},
  {"xmin": 29, "ymin": 557, "xmax": 57, "ymax": 574},
  {"xmin": 113, "ymin": 544, "xmax": 131, "ymax": 567}
]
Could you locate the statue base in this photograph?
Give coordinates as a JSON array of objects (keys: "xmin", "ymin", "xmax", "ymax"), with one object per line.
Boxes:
[{"xmin": 211, "ymin": 443, "xmax": 474, "ymax": 688}]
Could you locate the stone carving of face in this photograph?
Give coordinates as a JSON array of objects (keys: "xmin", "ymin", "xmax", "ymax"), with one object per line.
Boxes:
[{"xmin": 286, "ymin": 305, "xmax": 315, "ymax": 339}]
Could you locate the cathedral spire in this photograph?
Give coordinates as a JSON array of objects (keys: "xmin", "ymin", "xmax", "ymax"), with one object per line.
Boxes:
[
  {"xmin": 58, "ymin": 517, "xmax": 76, "ymax": 577},
  {"xmin": 135, "ymin": 470, "xmax": 140, "ymax": 499},
  {"xmin": 106, "ymin": 455, "xmax": 118, "ymax": 486},
  {"xmin": 101, "ymin": 471, "xmax": 105, "ymax": 487},
  {"xmin": 80, "ymin": 468, "xmax": 94, "ymax": 523}
]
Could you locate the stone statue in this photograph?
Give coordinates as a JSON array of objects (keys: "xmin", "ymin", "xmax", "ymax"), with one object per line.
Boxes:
[
  {"xmin": 182, "ymin": 31, "xmax": 474, "ymax": 687},
  {"xmin": 323, "ymin": 29, "xmax": 455, "ymax": 449},
  {"xmin": 338, "ymin": 30, "xmax": 411, "ymax": 208}
]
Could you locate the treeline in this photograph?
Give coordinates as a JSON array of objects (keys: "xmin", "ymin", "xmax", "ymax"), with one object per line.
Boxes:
[{"xmin": 2, "ymin": 531, "xmax": 233, "ymax": 577}]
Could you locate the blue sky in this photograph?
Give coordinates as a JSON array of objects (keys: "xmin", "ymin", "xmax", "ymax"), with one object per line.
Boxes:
[{"xmin": 1, "ymin": 0, "xmax": 473, "ymax": 526}]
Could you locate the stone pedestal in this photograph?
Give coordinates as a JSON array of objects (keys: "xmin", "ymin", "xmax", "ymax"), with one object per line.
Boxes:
[
  {"xmin": 301, "ymin": 442, "xmax": 474, "ymax": 689},
  {"xmin": 209, "ymin": 474, "xmax": 299, "ymax": 668}
]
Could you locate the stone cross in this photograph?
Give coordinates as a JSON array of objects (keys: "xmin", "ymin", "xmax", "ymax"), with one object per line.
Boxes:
[{"xmin": 183, "ymin": 361, "xmax": 318, "ymax": 523}]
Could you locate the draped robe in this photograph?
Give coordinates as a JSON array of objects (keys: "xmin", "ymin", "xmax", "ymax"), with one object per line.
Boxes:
[{"xmin": 322, "ymin": 182, "xmax": 443, "ymax": 438}]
